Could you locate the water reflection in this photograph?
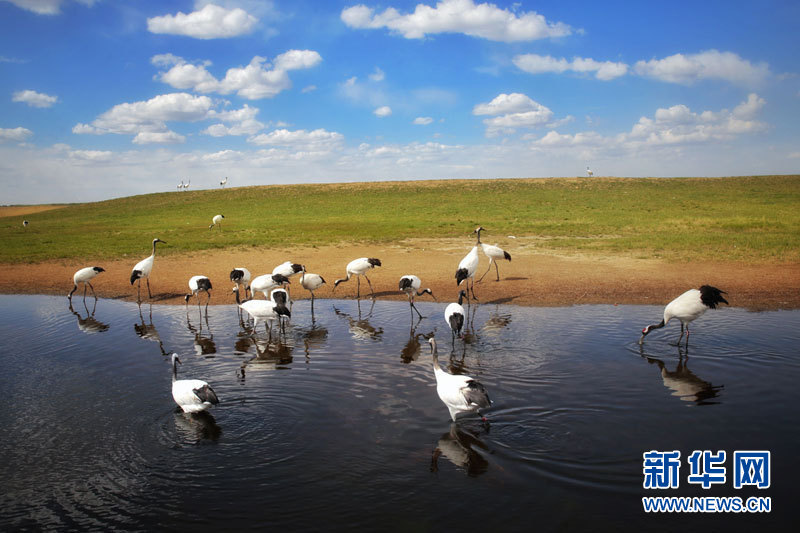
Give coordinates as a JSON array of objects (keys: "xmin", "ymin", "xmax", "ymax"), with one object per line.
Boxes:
[
  {"xmin": 400, "ymin": 323, "xmax": 434, "ymax": 364},
  {"xmin": 237, "ymin": 337, "xmax": 294, "ymax": 379},
  {"xmin": 480, "ymin": 310, "xmax": 512, "ymax": 337},
  {"xmin": 430, "ymin": 423, "xmax": 490, "ymax": 477},
  {"xmin": 640, "ymin": 347, "xmax": 724, "ymax": 405},
  {"xmin": 186, "ymin": 310, "xmax": 216, "ymax": 356},
  {"xmin": 173, "ymin": 410, "xmax": 222, "ymax": 444},
  {"xmin": 68, "ymin": 300, "xmax": 109, "ymax": 334},
  {"xmin": 333, "ymin": 300, "xmax": 383, "ymax": 341},
  {"xmin": 134, "ymin": 303, "xmax": 166, "ymax": 355},
  {"xmin": 299, "ymin": 324, "xmax": 328, "ymax": 357}
]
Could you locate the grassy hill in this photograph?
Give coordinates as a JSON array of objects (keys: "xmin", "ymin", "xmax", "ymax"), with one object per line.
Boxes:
[{"xmin": 2, "ymin": 175, "xmax": 798, "ymax": 264}]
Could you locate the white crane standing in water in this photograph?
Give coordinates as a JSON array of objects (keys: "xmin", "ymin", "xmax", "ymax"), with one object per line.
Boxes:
[
  {"xmin": 639, "ymin": 285, "xmax": 729, "ymax": 346},
  {"xmin": 185, "ymin": 275, "xmax": 212, "ymax": 310},
  {"xmin": 398, "ymin": 275, "xmax": 436, "ymax": 319},
  {"xmin": 171, "ymin": 353, "xmax": 220, "ymax": 413},
  {"xmin": 428, "ymin": 337, "xmax": 492, "ymax": 421},
  {"xmin": 68, "ymin": 266, "xmax": 105, "ymax": 302}
]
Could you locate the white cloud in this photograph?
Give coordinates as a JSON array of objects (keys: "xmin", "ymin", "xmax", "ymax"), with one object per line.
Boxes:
[
  {"xmin": 0, "ymin": 127, "xmax": 33, "ymax": 142},
  {"xmin": 473, "ymin": 93, "xmax": 540, "ymax": 115},
  {"xmin": 513, "ymin": 54, "xmax": 628, "ymax": 80},
  {"xmin": 133, "ymin": 131, "xmax": 186, "ymax": 145},
  {"xmin": 413, "ymin": 116, "xmax": 433, "ymax": 125},
  {"xmin": 341, "ymin": 0, "xmax": 572, "ymax": 42},
  {"xmin": 301, "ymin": 85, "xmax": 317, "ymax": 93},
  {"xmin": 531, "ymin": 93, "xmax": 768, "ymax": 152},
  {"xmin": 634, "ymin": 50, "xmax": 770, "ymax": 86},
  {"xmin": 69, "ymin": 149, "xmax": 113, "ymax": 161},
  {"xmin": 12, "ymin": 89, "xmax": 58, "ymax": 108},
  {"xmin": 3, "ymin": 0, "xmax": 97, "ymax": 15},
  {"xmin": 369, "ymin": 67, "xmax": 385, "ymax": 81},
  {"xmin": 153, "ymin": 51, "xmax": 322, "ymax": 99},
  {"xmin": 203, "ymin": 104, "xmax": 265, "ymax": 136},
  {"xmin": 473, "ymin": 93, "xmax": 554, "ymax": 136},
  {"xmin": 147, "ymin": 3, "xmax": 258, "ymax": 39},
  {"xmin": 73, "ymin": 92, "xmax": 216, "ymax": 144},
  {"xmin": 373, "ymin": 105, "xmax": 392, "ymax": 117},
  {"xmin": 247, "ymin": 128, "xmax": 344, "ymax": 152}
]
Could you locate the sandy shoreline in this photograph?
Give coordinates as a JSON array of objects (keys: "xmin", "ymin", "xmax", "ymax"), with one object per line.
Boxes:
[{"xmin": 1, "ymin": 240, "xmax": 798, "ymax": 310}]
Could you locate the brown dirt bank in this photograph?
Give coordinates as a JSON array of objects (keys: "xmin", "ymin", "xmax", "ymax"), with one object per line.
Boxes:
[{"xmin": 1, "ymin": 240, "xmax": 798, "ymax": 310}]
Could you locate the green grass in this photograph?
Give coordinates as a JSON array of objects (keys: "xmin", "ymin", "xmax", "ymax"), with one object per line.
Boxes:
[{"xmin": 2, "ymin": 175, "xmax": 799, "ymax": 264}]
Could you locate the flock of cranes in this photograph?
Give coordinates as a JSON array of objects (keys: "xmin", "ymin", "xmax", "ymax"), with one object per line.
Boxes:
[{"xmin": 66, "ymin": 223, "xmax": 728, "ymax": 420}]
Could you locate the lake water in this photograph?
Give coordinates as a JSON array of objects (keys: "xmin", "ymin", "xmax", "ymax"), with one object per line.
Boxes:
[{"xmin": 0, "ymin": 295, "xmax": 797, "ymax": 531}]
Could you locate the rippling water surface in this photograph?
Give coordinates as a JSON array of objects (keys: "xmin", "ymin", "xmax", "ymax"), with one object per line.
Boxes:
[{"xmin": 1, "ymin": 295, "xmax": 797, "ymax": 531}]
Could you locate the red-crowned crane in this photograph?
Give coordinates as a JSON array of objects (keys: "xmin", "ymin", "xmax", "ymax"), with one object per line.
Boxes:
[
  {"xmin": 250, "ymin": 273, "xmax": 290, "ymax": 299},
  {"xmin": 455, "ymin": 228, "xmax": 480, "ymax": 302},
  {"xmin": 300, "ymin": 265, "xmax": 326, "ymax": 313},
  {"xmin": 209, "ymin": 214, "xmax": 224, "ymax": 230},
  {"xmin": 475, "ymin": 227, "xmax": 511, "ymax": 282},
  {"xmin": 639, "ymin": 285, "xmax": 729, "ymax": 346},
  {"xmin": 171, "ymin": 353, "xmax": 219, "ymax": 413},
  {"xmin": 230, "ymin": 267, "xmax": 252, "ymax": 299},
  {"xmin": 428, "ymin": 337, "xmax": 491, "ymax": 421},
  {"xmin": 185, "ymin": 275, "xmax": 212, "ymax": 310},
  {"xmin": 130, "ymin": 238, "xmax": 165, "ymax": 301},
  {"xmin": 445, "ymin": 290, "xmax": 467, "ymax": 343},
  {"xmin": 68, "ymin": 266, "xmax": 105, "ymax": 302},
  {"xmin": 333, "ymin": 257, "xmax": 381, "ymax": 299},
  {"xmin": 272, "ymin": 261, "xmax": 304, "ymax": 278},
  {"xmin": 239, "ymin": 298, "xmax": 291, "ymax": 340},
  {"xmin": 399, "ymin": 274, "xmax": 436, "ymax": 319}
]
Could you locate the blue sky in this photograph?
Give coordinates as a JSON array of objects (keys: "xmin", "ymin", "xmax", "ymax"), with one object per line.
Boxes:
[{"xmin": 1, "ymin": 0, "xmax": 798, "ymax": 204}]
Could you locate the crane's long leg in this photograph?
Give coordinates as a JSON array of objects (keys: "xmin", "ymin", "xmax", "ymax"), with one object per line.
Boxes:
[
  {"xmin": 137, "ymin": 279, "xmax": 142, "ymax": 302},
  {"xmin": 477, "ymin": 260, "xmax": 493, "ymax": 282},
  {"xmin": 411, "ymin": 301, "xmax": 424, "ymax": 319},
  {"xmin": 470, "ymin": 278, "xmax": 479, "ymax": 302},
  {"xmin": 364, "ymin": 274, "xmax": 375, "ymax": 297},
  {"xmin": 146, "ymin": 278, "xmax": 152, "ymax": 299},
  {"xmin": 83, "ymin": 284, "xmax": 88, "ymax": 301},
  {"xmin": 494, "ymin": 261, "xmax": 500, "ymax": 282},
  {"xmin": 674, "ymin": 323, "xmax": 685, "ymax": 345},
  {"xmin": 88, "ymin": 282, "xmax": 97, "ymax": 300}
]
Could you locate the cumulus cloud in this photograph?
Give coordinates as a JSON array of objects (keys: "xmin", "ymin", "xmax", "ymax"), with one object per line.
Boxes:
[
  {"xmin": 341, "ymin": 0, "xmax": 572, "ymax": 42},
  {"xmin": 413, "ymin": 116, "xmax": 433, "ymax": 125},
  {"xmin": 202, "ymin": 104, "xmax": 265, "ymax": 137},
  {"xmin": 153, "ymin": 51, "xmax": 322, "ymax": 99},
  {"xmin": 513, "ymin": 53, "xmax": 628, "ymax": 81},
  {"xmin": 147, "ymin": 3, "xmax": 258, "ymax": 39},
  {"xmin": 0, "ymin": 126, "xmax": 33, "ymax": 142},
  {"xmin": 532, "ymin": 93, "xmax": 768, "ymax": 152},
  {"xmin": 12, "ymin": 89, "xmax": 58, "ymax": 108},
  {"xmin": 247, "ymin": 128, "xmax": 344, "ymax": 153},
  {"xmin": 373, "ymin": 105, "xmax": 392, "ymax": 117},
  {"xmin": 634, "ymin": 50, "xmax": 770, "ymax": 86},
  {"xmin": 73, "ymin": 92, "xmax": 216, "ymax": 144},
  {"xmin": 473, "ymin": 93, "xmax": 554, "ymax": 136}
]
